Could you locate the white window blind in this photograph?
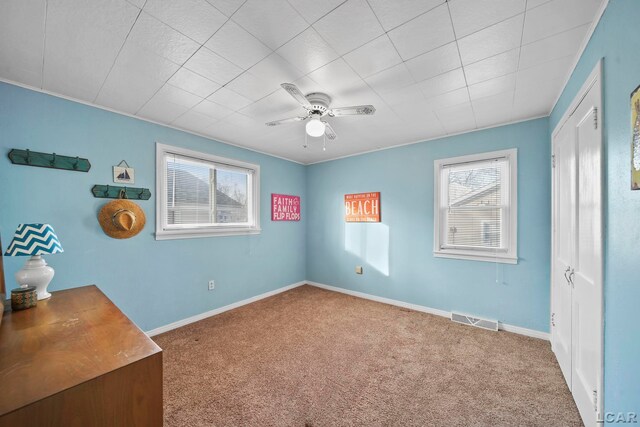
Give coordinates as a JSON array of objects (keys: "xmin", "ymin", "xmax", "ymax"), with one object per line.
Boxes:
[
  {"xmin": 440, "ymin": 157, "xmax": 508, "ymax": 250},
  {"xmin": 434, "ymin": 149, "xmax": 517, "ymax": 264},
  {"xmin": 156, "ymin": 144, "xmax": 260, "ymax": 240}
]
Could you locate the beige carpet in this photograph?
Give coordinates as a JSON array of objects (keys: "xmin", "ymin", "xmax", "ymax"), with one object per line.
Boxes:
[{"xmin": 153, "ymin": 285, "xmax": 582, "ymax": 427}]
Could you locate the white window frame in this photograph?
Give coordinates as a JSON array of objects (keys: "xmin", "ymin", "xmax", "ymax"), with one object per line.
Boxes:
[
  {"xmin": 155, "ymin": 143, "xmax": 261, "ymax": 240},
  {"xmin": 433, "ymin": 148, "xmax": 518, "ymax": 264}
]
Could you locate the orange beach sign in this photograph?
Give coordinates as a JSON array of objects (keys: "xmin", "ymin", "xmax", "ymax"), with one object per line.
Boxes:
[{"xmin": 344, "ymin": 192, "xmax": 381, "ymax": 222}]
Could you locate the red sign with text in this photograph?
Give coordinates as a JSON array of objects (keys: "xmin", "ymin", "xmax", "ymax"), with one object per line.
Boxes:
[
  {"xmin": 344, "ymin": 192, "xmax": 381, "ymax": 222},
  {"xmin": 271, "ymin": 194, "xmax": 301, "ymax": 221}
]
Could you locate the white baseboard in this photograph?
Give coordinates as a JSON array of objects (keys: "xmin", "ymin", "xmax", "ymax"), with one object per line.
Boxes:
[
  {"xmin": 145, "ymin": 281, "xmax": 306, "ymax": 337},
  {"xmin": 307, "ymin": 281, "xmax": 450, "ymax": 318},
  {"xmin": 146, "ymin": 280, "xmax": 550, "ymax": 341},
  {"xmin": 307, "ymin": 281, "xmax": 550, "ymax": 341}
]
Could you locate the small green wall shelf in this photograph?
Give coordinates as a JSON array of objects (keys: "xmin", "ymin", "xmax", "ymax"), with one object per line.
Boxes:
[
  {"xmin": 92, "ymin": 185, "xmax": 151, "ymax": 200},
  {"xmin": 8, "ymin": 149, "xmax": 91, "ymax": 172}
]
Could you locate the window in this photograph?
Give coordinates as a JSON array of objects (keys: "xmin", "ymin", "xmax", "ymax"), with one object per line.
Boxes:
[
  {"xmin": 156, "ymin": 143, "xmax": 260, "ymax": 239},
  {"xmin": 433, "ymin": 149, "xmax": 517, "ymax": 264}
]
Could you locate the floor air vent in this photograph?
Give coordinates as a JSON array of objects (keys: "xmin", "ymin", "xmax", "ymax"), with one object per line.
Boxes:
[{"xmin": 451, "ymin": 312, "xmax": 498, "ymax": 331}]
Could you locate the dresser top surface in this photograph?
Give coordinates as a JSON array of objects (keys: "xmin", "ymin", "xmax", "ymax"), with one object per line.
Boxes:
[{"xmin": 0, "ymin": 285, "xmax": 161, "ymax": 415}]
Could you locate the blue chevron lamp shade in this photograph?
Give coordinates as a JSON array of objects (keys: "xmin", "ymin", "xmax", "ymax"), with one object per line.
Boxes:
[{"xmin": 5, "ymin": 224, "xmax": 64, "ymax": 256}]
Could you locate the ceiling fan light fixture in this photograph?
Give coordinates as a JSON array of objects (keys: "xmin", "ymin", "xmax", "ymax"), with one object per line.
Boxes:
[{"xmin": 305, "ymin": 118, "xmax": 325, "ymax": 137}]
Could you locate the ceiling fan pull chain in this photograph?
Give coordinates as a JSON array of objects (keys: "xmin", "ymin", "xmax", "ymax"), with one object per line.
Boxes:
[
  {"xmin": 303, "ymin": 131, "xmax": 308, "ymax": 149},
  {"xmin": 323, "ymin": 133, "xmax": 327, "ymax": 151}
]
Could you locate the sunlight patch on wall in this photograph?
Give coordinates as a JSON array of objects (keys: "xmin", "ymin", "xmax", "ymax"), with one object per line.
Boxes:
[{"xmin": 345, "ymin": 222, "xmax": 389, "ymax": 276}]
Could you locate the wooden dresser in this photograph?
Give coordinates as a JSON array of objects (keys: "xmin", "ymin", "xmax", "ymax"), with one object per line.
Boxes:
[{"xmin": 0, "ymin": 285, "xmax": 162, "ymax": 426}]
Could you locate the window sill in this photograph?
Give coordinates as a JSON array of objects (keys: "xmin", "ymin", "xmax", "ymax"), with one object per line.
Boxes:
[
  {"xmin": 155, "ymin": 227, "xmax": 261, "ymax": 240},
  {"xmin": 433, "ymin": 250, "xmax": 518, "ymax": 264}
]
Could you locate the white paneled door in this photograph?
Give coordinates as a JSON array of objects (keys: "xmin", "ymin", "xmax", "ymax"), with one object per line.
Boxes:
[{"xmin": 551, "ymin": 63, "xmax": 603, "ymax": 427}]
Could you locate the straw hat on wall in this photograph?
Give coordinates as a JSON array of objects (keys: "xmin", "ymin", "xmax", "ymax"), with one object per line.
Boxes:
[{"xmin": 98, "ymin": 199, "xmax": 146, "ymax": 239}]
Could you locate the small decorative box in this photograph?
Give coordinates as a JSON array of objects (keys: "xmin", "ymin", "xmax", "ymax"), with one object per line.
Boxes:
[{"xmin": 11, "ymin": 285, "xmax": 37, "ymax": 311}]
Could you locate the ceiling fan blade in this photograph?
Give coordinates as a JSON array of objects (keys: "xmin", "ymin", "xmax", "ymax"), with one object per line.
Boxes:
[
  {"xmin": 323, "ymin": 122, "xmax": 337, "ymax": 140},
  {"xmin": 329, "ymin": 105, "xmax": 376, "ymax": 117},
  {"xmin": 281, "ymin": 83, "xmax": 312, "ymax": 109},
  {"xmin": 265, "ymin": 116, "xmax": 308, "ymax": 127}
]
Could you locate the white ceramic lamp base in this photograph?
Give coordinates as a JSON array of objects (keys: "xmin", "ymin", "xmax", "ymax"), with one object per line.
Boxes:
[{"xmin": 15, "ymin": 255, "xmax": 55, "ymax": 300}]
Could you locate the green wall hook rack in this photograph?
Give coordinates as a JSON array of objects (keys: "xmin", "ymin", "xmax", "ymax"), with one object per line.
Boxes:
[
  {"xmin": 92, "ymin": 185, "xmax": 151, "ymax": 200},
  {"xmin": 8, "ymin": 149, "xmax": 91, "ymax": 172}
]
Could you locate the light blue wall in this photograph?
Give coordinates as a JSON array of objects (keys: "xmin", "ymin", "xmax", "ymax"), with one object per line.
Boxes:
[
  {"xmin": 0, "ymin": 82, "xmax": 306, "ymax": 332},
  {"xmin": 550, "ymin": 0, "xmax": 640, "ymax": 417},
  {"xmin": 306, "ymin": 118, "xmax": 551, "ymax": 332}
]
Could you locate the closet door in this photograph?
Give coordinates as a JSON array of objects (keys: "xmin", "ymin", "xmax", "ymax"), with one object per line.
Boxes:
[
  {"xmin": 571, "ymin": 79, "xmax": 603, "ymax": 427},
  {"xmin": 551, "ymin": 65, "xmax": 603, "ymax": 427},
  {"xmin": 551, "ymin": 120, "xmax": 575, "ymax": 388}
]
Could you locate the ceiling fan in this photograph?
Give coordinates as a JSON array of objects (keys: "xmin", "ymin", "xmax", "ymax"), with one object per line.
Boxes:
[{"xmin": 265, "ymin": 83, "xmax": 376, "ymax": 145}]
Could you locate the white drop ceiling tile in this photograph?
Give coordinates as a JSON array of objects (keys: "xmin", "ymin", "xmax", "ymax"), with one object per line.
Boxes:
[
  {"xmin": 457, "ymin": 14, "xmax": 524, "ymax": 65},
  {"xmin": 343, "ymin": 35, "xmax": 402, "ymax": 79},
  {"xmin": 527, "ymin": 0, "xmax": 552, "ymax": 9},
  {"xmin": 313, "ymin": 0, "xmax": 384, "ymax": 55},
  {"xmin": 390, "ymin": 97, "xmax": 432, "ymax": 121},
  {"xmin": 232, "ymin": 0, "xmax": 308, "ymax": 50},
  {"xmin": 207, "ymin": 86, "xmax": 253, "ymax": 110},
  {"xmin": 276, "ymin": 27, "xmax": 339, "ymax": 74},
  {"xmin": 512, "ymin": 84, "xmax": 557, "ymax": 120},
  {"xmin": 387, "ymin": 4, "xmax": 455, "ymax": 61},
  {"xmin": 367, "ymin": 0, "xmax": 443, "ymax": 31},
  {"xmin": 225, "ymin": 71, "xmax": 277, "ymax": 102},
  {"xmin": 192, "ymin": 99, "xmax": 235, "ymax": 120},
  {"xmin": 167, "ymin": 68, "xmax": 220, "ymax": 98},
  {"xmin": 183, "ymin": 47, "xmax": 243, "ymax": 85},
  {"xmin": 516, "ymin": 55, "xmax": 573, "ymax": 90},
  {"xmin": 150, "ymin": 84, "xmax": 203, "ymax": 108},
  {"xmin": 468, "ymin": 73, "xmax": 516, "ymax": 101},
  {"xmin": 248, "ymin": 53, "xmax": 306, "ymax": 89},
  {"xmin": 463, "ymin": 48, "xmax": 520, "ymax": 85},
  {"xmin": 43, "ymin": 0, "xmax": 140, "ymax": 101},
  {"xmin": 472, "ymin": 90, "xmax": 514, "ymax": 128},
  {"xmin": 206, "ymin": 0, "xmax": 246, "ymax": 17},
  {"xmin": 240, "ymin": 89, "xmax": 304, "ymax": 122},
  {"xmin": 364, "ymin": 63, "xmax": 415, "ymax": 94},
  {"xmin": 172, "ymin": 109, "xmax": 217, "ymax": 132},
  {"xmin": 329, "ymin": 80, "xmax": 383, "ymax": 109},
  {"xmin": 380, "ymin": 83, "xmax": 425, "ymax": 107},
  {"xmin": 405, "ymin": 42, "xmax": 461, "ymax": 83},
  {"xmin": 137, "ymin": 98, "xmax": 190, "ymax": 123},
  {"xmin": 127, "ymin": 12, "xmax": 200, "ymax": 64},
  {"xmin": 435, "ymin": 102, "xmax": 477, "ymax": 134},
  {"xmin": 205, "ymin": 20, "xmax": 272, "ymax": 69},
  {"xmin": 519, "ymin": 24, "xmax": 589, "ymax": 70},
  {"xmin": 422, "ymin": 87, "xmax": 471, "ymax": 111},
  {"xmin": 143, "ymin": 0, "xmax": 227, "ymax": 44},
  {"xmin": 0, "ymin": 0, "xmax": 46, "ymax": 87},
  {"xmin": 400, "ymin": 120, "xmax": 447, "ymax": 143},
  {"xmin": 418, "ymin": 68, "xmax": 466, "ymax": 99},
  {"xmin": 126, "ymin": 0, "xmax": 145, "ymax": 8},
  {"xmin": 522, "ymin": 0, "xmax": 601, "ymax": 45},
  {"xmin": 307, "ymin": 58, "xmax": 361, "ymax": 94},
  {"xmin": 449, "ymin": 0, "xmax": 525, "ymax": 38},
  {"xmin": 95, "ymin": 42, "xmax": 180, "ymax": 114},
  {"xmin": 393, "ymin": 87, "xmax": 469, "ymax": 121},
  {"xmin": 224, "ymin": 112, "xmax": 261, "ymax": 128},
  {"xmin": 287, "ymin": 0, "xmax": 346, "ymax": 24},
  {"xmin": 292, "ymin": 75, "xmax": 326, "ymax": 95}
]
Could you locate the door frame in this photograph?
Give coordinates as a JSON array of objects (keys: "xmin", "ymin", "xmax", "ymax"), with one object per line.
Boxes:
[{"xmin": 550, "ymin": 59, "xmax": 604, "ymax": 419}]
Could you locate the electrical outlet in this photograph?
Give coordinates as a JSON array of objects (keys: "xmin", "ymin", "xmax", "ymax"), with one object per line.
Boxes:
[
  {"xmin": 208, "ymin": 280, "xmax": 215, "ymax": 290},
  {"xmin": 355, "ymin": 266, "xmax": 363, "ymax": 274}
]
